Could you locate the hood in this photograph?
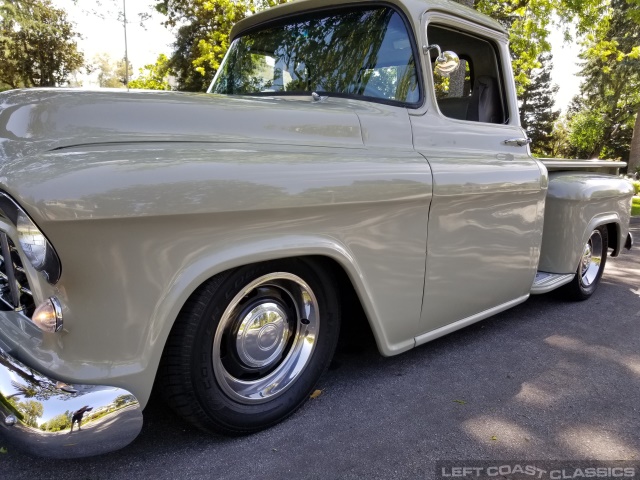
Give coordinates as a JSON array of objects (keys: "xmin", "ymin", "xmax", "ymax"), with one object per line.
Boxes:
[{"xmin": 0, "ymin": 89, "xmax": 364, "ymax": 162}]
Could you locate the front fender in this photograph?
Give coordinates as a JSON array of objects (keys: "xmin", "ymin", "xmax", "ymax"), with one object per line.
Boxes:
[{"xmin": 146, "ymin": 235, "xmax": 414, "ymax": 393}]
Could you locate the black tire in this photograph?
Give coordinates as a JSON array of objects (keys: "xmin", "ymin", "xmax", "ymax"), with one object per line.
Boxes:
[
  {"xmin": 159, "ymin": 258, "xmax": 340, "ymax": 435},
  {"xmin": 562, "ymin": 226, "xmax": 608, "ymax": 301}
]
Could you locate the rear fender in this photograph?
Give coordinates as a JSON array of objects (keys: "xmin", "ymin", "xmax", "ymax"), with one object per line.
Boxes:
[{"xmin": 538, "ymin": 172, "xmax": 633, "ymax": 274}]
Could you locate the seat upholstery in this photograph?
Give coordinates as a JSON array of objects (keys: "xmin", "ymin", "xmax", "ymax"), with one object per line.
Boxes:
[{"xmin": 466, "ymin": 75, "xmax": 501, "ymax": 124}]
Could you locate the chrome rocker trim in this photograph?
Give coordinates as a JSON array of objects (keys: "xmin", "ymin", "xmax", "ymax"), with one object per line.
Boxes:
[
  {"xmin": 0, "ymin": 344, "xmax": 143, "ymax": 458},
  {"xmin": 530, "ymin": 271, "xmax": 575, "ymax": 295}
]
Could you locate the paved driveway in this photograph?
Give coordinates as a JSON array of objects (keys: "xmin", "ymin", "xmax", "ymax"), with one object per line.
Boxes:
[{"xmin": 2, "ymin": 225, "xmax": 639, "ymax": 480}]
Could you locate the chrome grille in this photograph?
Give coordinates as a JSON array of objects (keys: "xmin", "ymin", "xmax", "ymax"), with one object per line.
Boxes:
[{"xmin": 0, "ymin": 232, "xmax": 35, "ymax": 317}]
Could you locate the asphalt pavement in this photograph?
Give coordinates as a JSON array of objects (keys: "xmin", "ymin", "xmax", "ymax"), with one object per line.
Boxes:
[{"xmin": 2, "ymin": 225, "xmax": 639, "ymax": 480}]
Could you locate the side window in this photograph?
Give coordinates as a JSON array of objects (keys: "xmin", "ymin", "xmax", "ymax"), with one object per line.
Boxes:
[{"xmin": 426, "ymin": 24, "xmax": 507, "ymax": 124}]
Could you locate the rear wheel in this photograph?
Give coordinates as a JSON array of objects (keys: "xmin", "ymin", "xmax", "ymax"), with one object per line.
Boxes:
[
  {"xmin": 562, "ymin": 226, "xmax": 608, "ymax": 301},
  {"xmin": 159, "ymin": 258, "xmax": 340, "ymax": 435}
]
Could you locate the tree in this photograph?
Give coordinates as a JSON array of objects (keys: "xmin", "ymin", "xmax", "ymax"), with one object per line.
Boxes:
[
  {"xmin": 40, "ymin": 411, "xmax": 71, "ymax": 432},
  {"xmin": 631, "ymin": 112, "xmax": 640, "ymax": 173},
  {"xmin": 92, "ymin": 54, "xmax": 132, "ymax": 89},
  {"xmin": 113, "ymin": 394, "xmax": 136, "ymax": 408},
  {"xmin": 469, "ymin": 0, "xmax": 603, "ymax": 94},
  {"xmin": 0, "ymin": 0, "xmax": 84, "ymax": 88},
  {"xmin": 128, "ymin": 54, "xmax": 172, "ymax": 90},
  {"xmin": 569, "ymin": 0, "xmax": 640, "ymax": 160},
  {"xmin": 17, "ymin": 400, "xmax": 43, "ymax": 428},
  {"xmin": 519, "ymin": 53, "xmax": 560, "ymax": 157},
  {"xmin": 155, "ymin": 0, "xmax": 290, "ymax": 92}
]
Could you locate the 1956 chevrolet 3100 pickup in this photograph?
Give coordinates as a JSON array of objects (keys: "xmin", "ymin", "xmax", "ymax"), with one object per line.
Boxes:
[{"xmin": 0, "ymin": 0, "xmax": 635, "ymax": 458}]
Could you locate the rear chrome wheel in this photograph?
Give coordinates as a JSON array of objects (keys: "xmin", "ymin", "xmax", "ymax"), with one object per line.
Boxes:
[
  {"xmin": 562, "ymin": 226, "xmax": 608, "ymax": 301},
  {"xmin": 160, "ymin": 259, "xmax": 340, "ymax": 435},
  {"xmin": 578, "ymin": 229, "xmax": 604, "ymax": 289}
]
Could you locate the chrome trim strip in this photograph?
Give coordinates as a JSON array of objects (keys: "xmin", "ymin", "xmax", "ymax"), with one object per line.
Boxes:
[
  {"xmin": 0, "ymin": 233, "xmax": 20, "ymax": 307},
  {"xmin": 414, "ymin": 295, "xmax": 529, "ymax": 347},
  {"xmin": 530, "ymin": 271, "xmax": 575, "ymax": 295},
  {"xmin": 49, "ymin": 296, "xmax": 63, "ymax": 332},
  {"xmin": 541, "ymin": 159, "xmax": 627, "ymax": 170},
  {"xmin": 0, "ymin": 344, "xmax": 143, "ymax": 458}
]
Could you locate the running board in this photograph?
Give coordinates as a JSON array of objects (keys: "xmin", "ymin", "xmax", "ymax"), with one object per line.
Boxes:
[{"xmin": 530, "ymin": 272, "xmax": 575, "ymax": 295}]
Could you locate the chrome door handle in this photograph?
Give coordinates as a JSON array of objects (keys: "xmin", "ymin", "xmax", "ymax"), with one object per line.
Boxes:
[{"xmin": 503, "ymin": 137, "xmax": 532, "ymax": 147}]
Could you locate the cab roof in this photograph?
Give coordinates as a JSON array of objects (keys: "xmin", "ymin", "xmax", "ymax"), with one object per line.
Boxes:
[{"xmin": 230, "ymin": 0, "xmax": 507, "ymax": 41}]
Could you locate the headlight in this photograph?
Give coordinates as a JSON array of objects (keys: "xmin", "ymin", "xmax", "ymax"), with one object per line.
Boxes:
[
  {"xmin": 0, "ymin": 192, "xmax": 61, "ymax": 284},
  {"xmin": 17, "ymin": 211, "xmax": 47, "ymax": 269}
]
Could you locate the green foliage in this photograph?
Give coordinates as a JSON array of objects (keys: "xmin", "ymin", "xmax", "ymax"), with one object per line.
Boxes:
[
  {"xmin": 631, "ymin": 196, "xmax": 640, "ymax": 216},
  {"xmin": 17, "ymin": 400, "xmax": 43, "ymax": 428},
  {"xmin": 630, "ymin": 180, "xmax": 640, "ymax": 195},
  {"xmin": 155, "ymin": 0, "xmax": 290, "ymax": 92},
  {"xmin": 566, "ymin": 0, "xmax": 640, "ymax": 160},
  {"xmin": 40, "ymin": 411, "xmax": 71, "ymax": 432},
  {"xmin": 474, "ymin": 0, "xmax": 603, "ymax": 95},
  {"xmin": 519, "ymin": 53, "xmax": 560, "ymax": 156},
  {"xmin": 92, "ymin": 54, "xmax": 132, "ymax": 89},
  {"xmin": 568, "ymin": 109, "xmax": 608, "ymax": 157},
  {"xmin": 128, "ymin": 54, "xmax": 172, "ymax": 90},
  {"xmin": 0, "ymin": 393, "xmax": 24, "ymax": 421},
  {"xmin": 113, "ymin": 394, "xmax": 136, "ymax": 408},
  {"xmin": 0, "ymin": 0, "xmax": 84, "ymax": 88}
]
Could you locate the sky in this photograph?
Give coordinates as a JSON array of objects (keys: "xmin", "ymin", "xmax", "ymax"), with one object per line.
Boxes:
[
  {"xmin": 547, "ymin": 26, "xmax": 583, "ymax": 112},
  {"xmin": 51, "ymin": 0, "xmax": 175, "ymax": 87},
  {"xmin": 52, "ymin": 0, "xmax": 584, "ymax": 112}
]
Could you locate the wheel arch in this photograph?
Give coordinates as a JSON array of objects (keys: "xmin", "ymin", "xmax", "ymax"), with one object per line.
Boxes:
[
  {"xmin": 574, "ymin": 214, "xmax": 619, "ymax": 270},
  {"xmin": 146, "ymin": 237, "xmax": 395, "ymax": 400},
  {"xmin": 606, "ymin": 222, "xmax": 621, "ymax": 257}
]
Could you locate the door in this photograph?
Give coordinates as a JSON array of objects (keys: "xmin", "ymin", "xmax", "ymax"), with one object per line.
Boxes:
[{"xmin": 412, "ymin": 18, "xmax": 547, "ymax": 336}]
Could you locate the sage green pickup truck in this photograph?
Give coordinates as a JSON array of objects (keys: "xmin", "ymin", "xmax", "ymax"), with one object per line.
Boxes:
[{"xmin": 0, "ymin": 0, "xmax": 634, "ymax": 458}]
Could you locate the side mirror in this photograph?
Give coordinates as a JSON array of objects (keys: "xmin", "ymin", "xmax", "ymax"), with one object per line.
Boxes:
[
  {"xmin": 435, "ymin": 51, "xmax": 460, "ymax": 77},
  {"xmin": 424, "ymin": 44, "xmax": 461, "ymax": 77}
]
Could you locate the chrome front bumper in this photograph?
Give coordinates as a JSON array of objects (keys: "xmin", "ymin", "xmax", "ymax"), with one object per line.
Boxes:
[{"xmin": 0, "ymin": 343, "xmax": 143, "ymax": 458}]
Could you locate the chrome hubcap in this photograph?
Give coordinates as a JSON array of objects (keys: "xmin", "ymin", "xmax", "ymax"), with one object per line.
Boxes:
[
  {"xmin": 235, "ymin": 303, "xmax": 289, "ymax": 369},
  {"xmin": 213, "ymin": 273, "xmax": 319, "ymax": 404},
  {"xmin": 579, "ymin": 230, "xmax": 603, "ymax": 288}
]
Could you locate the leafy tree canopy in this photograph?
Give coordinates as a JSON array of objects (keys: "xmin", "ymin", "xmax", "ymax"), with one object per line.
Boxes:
[
  {"xmin": 154, "ymin": 0, "xmax": 289, "ymax": 91},
  {"xmin": 91, "ymin": 54, "xmax": 132, "ymax": 89},
  {"xmin": 128, "ymin": 54, "xmax": 172, "ymax": 90},
  {"xmin": 0, "ymin": 0, "xmax": 84, "ymax": 89},
  {"xmin": 568, "ymin": 0, "xmax": 640, "ymax": 161},
  {"xmin": 474, "ymin": 0, "xmax": 604, "ymax": 94}
]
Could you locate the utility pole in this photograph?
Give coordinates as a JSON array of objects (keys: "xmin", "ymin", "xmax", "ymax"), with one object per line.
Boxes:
[{"xmin": 123, "ymin": 0, "xmax": 129, "ymax": 88}]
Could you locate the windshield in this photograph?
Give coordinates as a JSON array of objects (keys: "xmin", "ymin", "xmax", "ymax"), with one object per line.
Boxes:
[{"xmin": 209, "ymin": 6, "xmax": 420, "ymax": 105}]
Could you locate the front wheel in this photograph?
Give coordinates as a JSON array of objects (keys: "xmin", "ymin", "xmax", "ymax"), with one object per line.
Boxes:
[
  {"xmin": 159, "ymin": 258, "xmax": 340, "ymax": 435},
  {"xmin": 562, "ymin": 226, "xmax": 608, "ymax": 301}
]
